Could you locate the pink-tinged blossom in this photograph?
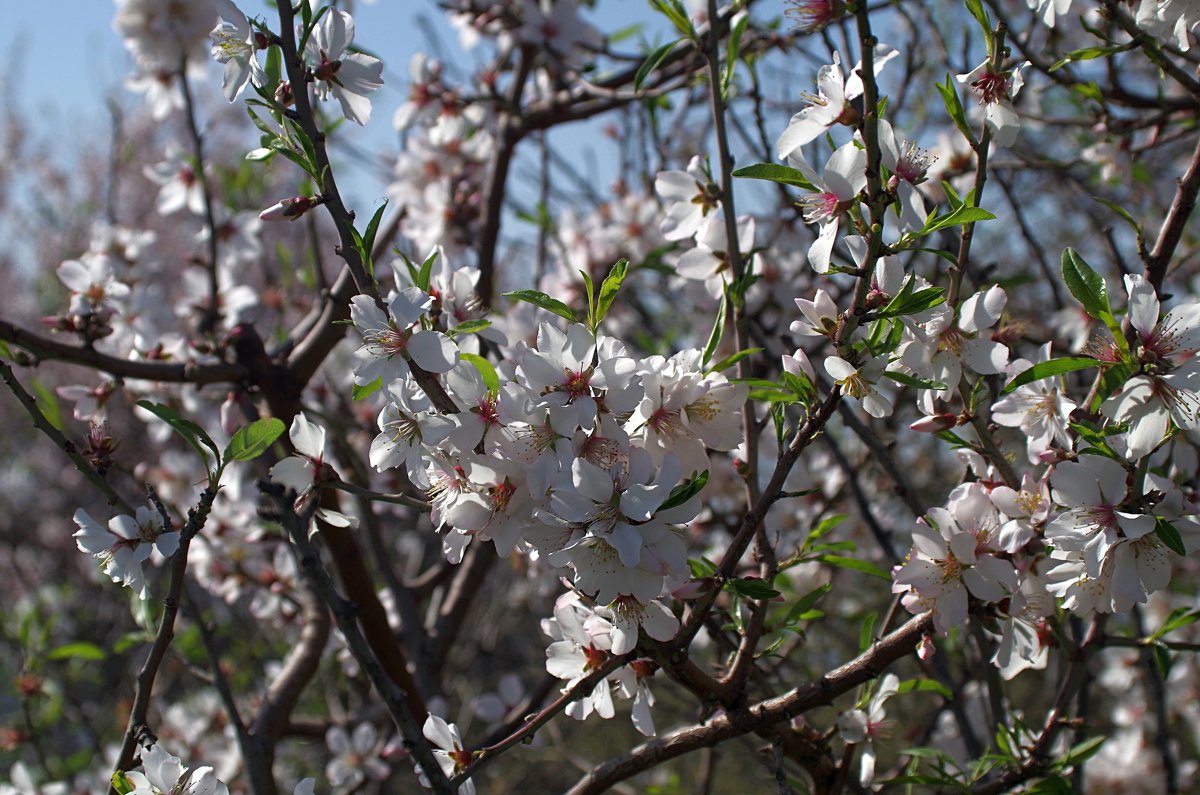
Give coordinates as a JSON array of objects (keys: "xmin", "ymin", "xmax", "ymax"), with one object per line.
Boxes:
[
  {"xmin": 516, "ymin": 0, "xmax": 603, "ymax": 59},
  {"xmin": 442, "ymin": 457, "xmax": 533, "ymax": 560},
  {"xmin": 1137, "ymin": 0, "xmax": 1200, "ymax": 51},
  {"xmin": 114, "ymin": 0, "xmax": 218, "ymax": 72},
  {"xmin": 73, "ymin": 506, "xmax": 178, "ymax": 600},
  {"xmin": 892, "ymin": 489, "xmax": 1017, "ymax": 634},
  {"xmin": 305, "ymin": 9, "xmax": 384, "ymax": 125},
  {"xmin": 127, "ymin": 743, "xmax": 229, "ymax": 795},
  {"xmin": 825, "ymin": 353, "xmax": 894, "ymax": 418},
  {"xmin": 351, "ymin": 289, "xmax": 458, "ymax": 387},
  {"xmin": 791, "ymin": 289, "xmax": 839, "ymax": 338},
  {"xmin": 210, "ymin": 0, "xmax": 264, "ymax": 101},
  {"xmin": 654, "ymin": 156, "xmax": 721, "ymax": 242},
  {"xmin": 897, "ymin": 285, "xmax": 1009, "ymax": 410},
  {"xmin": 1029, "ymin": 0, "xmax": 1072, "ymax": 27},
  {"xmin": 676, "ymin": 213, "xmax": 756, "ymax": 298},
  {"xmin": 144, "ymin": 145, "xmax": 207, "ymax": 216},
  {"xmin": 57, "ymin": 253, "xmax": 130, "ymax": 317},
  {"xmin": 370, "ymin": 378, "xmax": 456, "ymax": 487},
  {"xmin": 785, "ymin": 0, "xmax": 843, "ymax": 32},
  {"xmin": 956, "ymin": 60, "xmax": 1028, "ymax": 148},
  {"xmin": 788, "ymin": 142, "xmax": 867, "ymax": 273},
  {"xmin": 325, "ymin": 723, "xmax": 389, "ymax": 793},
  {"xmin": 269, "ymin": 413, "xmax": 357, "ymax": 529},
  {"xmin": 259, "ymin": 195, "xmax": 322, "ymax": 222},
  {"xmin": 990, "ymin": 571, "xmax": 1052, "ymax": 679},
  {"xmin": 836, "ymin": 674, "xmax": 899, "ymax": 787},
  {"xmin": 776, "ymin": 46, "xmax": 898, "ymax": 161},
  {"xmin": 1045, "ymin": 456, "xmax": 1154, "ymax": 577},
  {"xmin": 417, "ymin": 715, "xmax": 475, "ymax": 795},
  {"xmin": 1102, "ymin": 274, "xmax": 1200, "ymax": 460},
  {"xmin": 993, "ymin": 345, "xmax": 1079, "ymax": 464},
  {"xmin": 876, "ymin": 119, "xmax": 935, "ymax": 231},
  {"xmin": 990, "ymin": 473, "xmax": 1052, "ymax": 553}
]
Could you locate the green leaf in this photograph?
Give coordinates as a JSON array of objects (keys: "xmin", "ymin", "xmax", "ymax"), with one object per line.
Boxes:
[
  {"xmin": 352, "ymin": 377, "xmax": 382, "ymax": 401},
  {"xmin": 722, "ymin": 12, "xmax": 749, "ymax": 98},
  {"xmin": 1150, "ymin": 607, "xmax": 1200, "ymax": 641},
  {"xmin": 596, "ymin": 259, "xmax": 629, "ymax": 327},
  {"xmin": 502, "ymin": 290, "xmax": 578, "ymax": 322},
  {"xmin": 896, "ymin": 677, "xmax": 953, "ymax": 699},
  {"xmin": 224, "ymin": 417, "xmax": 286, "ymax": 463},
  {"xmin": 418, "ymin": 249, "xmax": 438, "ymax": 292},
  {"xmin": 689, "ymin": 556, "xmax": 718, "ymax": 577},
  {"xmin": 1050, "ymin": 44, "xmax": 1133, "ymax": 72},
  {"xmin": 580, "ymin": 269, "xmax": 596, "ymax": 330},
  {"xmin": 882, "ymin": 371, "xmax": 948, "ymax": 391},
  {"xmin": 48, "ymin": 641, "xmax": 105, "ymax": 661},
  {"xmin": 29, "ymin": 377, "xmax": 66, "ymax": 431},
  {"xmin": 780, "ymin": 370, "xmax": 816, "ymax": 403},
  {"xmin": 658, "ymin": 470, "xmax": 709, "ymax": 512},
  {"xmin": 136, "ymin": 400, "xmax": 219, "ymax": 468},
  {"xmin": 1093, "ymin": 196, "xmax": 1142, "ymax": 233},
  {"xmin": 921, "ymin": 205, "xmax": 996, "ymax": 235},
  {"xmin": 361, "ymin": 200, "xmax": 388, "ymax": 261},
  {"xmin": 448, "ymin": 319, "xmax": 493, "ymax": 337},
  {"xmin": 803, "ymin": 514, "xmax": 847, "ymax": 551},
  {"xmin": 816, "ymin": 554, "xmax": 891, "ymax": 580},
  {"xmin": 731, "ymin": 163, "xmax": 816, "ymax": 191},
  {"xmin": 1001, "ymin": 357, "xmax": 1100, "ymax": 394},
  {"xmin": 858, "ymin": 611, "xmax": 878, "ymax": 652},
  {"xmin": 1057, "ymin": 735, "xmax": 1107, "ymax": 767},
  {"xmin": 648, "ymin": 0, "xmax": 695, "ymax": 37},
  {"xmin": 112, "ymin": 771, "xmax": 136, "ymax": 795},
  {"xmin": 783, "ymin": 583, "xmax": 831, "ymax": 624},
  {"xmin": 1060, "ymin": 248, "xmax": 1111, "ymax": 322},
  {"xmin": 727, "ymin": 577, "xmax": 781, "ymax": 600},
  {"xmin": 635, "ymin": 38, "xmax": 683, "ymax": 91},
  {"xmin": 936, "ymin": 74, "xmax": 973, "ymax": 143},
  {"xmin": 964, "ymin": 0, "xmax": 992, "ymax": 48},
  {"xmin": 875, "ymin": 285, "xmax": 946, "ymax": 319},
  {"xmin": 707, "ymin": 347, "xmax": 762, "ymax": 374},
  {"xmin": 701, "ymin": 288, "xmax": 728, "ymax": 367},
  {"xmin": 113, "ymin": 632, "xmax": 151, "ymax": 654},
  {"xmin": 1155, "ymin": 517, "xmax": 1187, "ymax": 556},
  {"xmin": 460, "ymin": 352, "xmax": 501, "ymax": 393}
]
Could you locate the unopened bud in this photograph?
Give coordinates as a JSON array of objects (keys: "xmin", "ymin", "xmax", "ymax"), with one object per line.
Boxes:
[
  {"xmin": 671, "ymin": 577, "xmax": 716, "ymax": 600},
  {"xmin": 909, "ymin": 413, "xmax": 957, "ymax": 433},
  {"xmin": 220, "ymin": 392, "xmax": 241, "ymax": 437},
  {"xmin": 260, "ymin": 195, "xmax": 322, "ymax": 222},
  {"xmin": 275, "ymin": 80, "xmax": 294, "ymax": 106},
  {"xmin": 916, "ymin": 632, "xmax": 936, "ymax": 661},
  {"xmin": 1038, "ymin": 448, "xmax": 1067, "ymax": 465}
]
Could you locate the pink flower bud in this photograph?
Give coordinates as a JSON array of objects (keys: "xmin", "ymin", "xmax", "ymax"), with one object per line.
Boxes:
[
  {"xmin": 909, "ymin": 413, "xmax": 957, "ymax": 433},
  {"xmin": 259, "ymin": 195, "xmax": 321, "ymax": 222},
  {"xmin": 220, "ymin": 392, "xmax": 240, "ymax": 437},
  {"xmin": 917, "ymin": 632, "xmax": 936, "ymax": 661},
  {"xmin": 671, "ymin": 577, "xmax": 716, "ymax": 600}
]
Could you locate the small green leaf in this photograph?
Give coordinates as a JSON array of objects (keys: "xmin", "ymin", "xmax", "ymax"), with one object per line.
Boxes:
[
  {"xmin": 648, "ymin": 0, "xmax": 695, "ymax": 37},
  {"xmin": 418, "ymin": 249, "xmax": 439, "ymax": 292},
  {"xmin": 1050, "ymin": 44, "xmax": 1133, "ymax": 72},
  {"xmin": 460, "ymin": 352, "xmax": 500, "ymax": 393},
  {"xmin": 783, "ymin": 583, "xmax": 831, "ymax": 624},
  {"xmin": 224, "ymin": 417, "xmax": 286, "ymax": 463},
  {"xmin": 707, "ymin": 347, "xmax": 762, "ymax": 374},
  {"xmin": 1061, "ymin": 248, "xmax": 1111, "ymax": 322},
  {"xmin": 48, "ymin": 641, "xmax": 106, "ymax": 661},
  {"xmin": 1058, "ymin": 735, "xmax": 1107, "ymax": 767},
  {"xmin": 701, "ymin": 288, "xmax": 728, "ymax": 367},
  {"xmin": 858, "ymin": 611, "xmax": 878, "ymax": 652},
  {"xmin": 882, "ymin": 371, "xmax": 948, "ymax": 391},
  {"xmin": 112, "ymin": 771, "xmax": 136, "ymax": 795},
  {"xmin": 732, "ymin": 163, "xmax": 816, "ymax": 191},
  {"xmin": 921, "ymin": 205, "xmax": 996, "ymax": 235},
  {"xmin": 875, "ymin": 285, "xmax": 946, "ymax": 319},
  {"xmin": 722, "ymin": 12, "xmax": 749, "ymax": 98},
  {"xmin": 596, "ymin": 259, "xmax": 629, "ymax": 326},
  {"xmin": 579, "ymin": 269, "xmax": 596, "ymax": 330},
  {"xmin": 1150, "ymin": 607, "xmax": 1200, "ymax": 641},
  {"xmin": 727, "ymin": 577, "xmax": 781, "ymax": 600},
  {"xmin": 136, "ymin": 400, "xmax": 219, "ymax": 467},
  {"xmin": 1092, "ymin": 196, "xmax": 1142, "ymax": 232},
  {"xmin": 896, "ymin": 677, "xmax": 953, "ymax": 699},
  {"xmin": 936, "ymin": 75, "xmax": 973, "ymax": 143},
  {"xmin": 502, "ymin": 290, "xmax": 578, "ymax": 322},
  {"xmin": 816, "ymin": 554, "xmax": 891, "ymax": 580},
  {"xmin": 361, "ymin": 200, "xmax": 388, "ymax": 261},
  {"xmin": 1155, "ymin": 517, "xmax": 1187, "ymax": 556},
  {"xmin": 352, "ymin": 377, "xmax": 382, "ymax": 401},
  {"xmin": 658, "ymin": 470, "xmax": 709, "ymax": 512},
  {"xmin": 688, "ymin": 556, "xmax": 718, "ymax": 578},
  {"xmin": 803, "ymin": 514, "xmax": 847, "ymax": 551},
  {"xmin": 29, "ymin": 377, "xmax": 66, "ymax": 431},
  {"xmin": 448, "ymin": 319, "xmax": 493, "ymax": 337},
  {"xmin": 1001, "ymin": 357, "xmax": 1100, "ymax": 394},
  {"xmin": 635, "ymin": 38, "xmax": 683, "ymax": 91}
]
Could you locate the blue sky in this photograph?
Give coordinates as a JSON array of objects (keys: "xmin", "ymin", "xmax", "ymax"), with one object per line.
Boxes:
[{"xmin": 5, "ymin": 1, "xmax": 675, "ymax": 202}]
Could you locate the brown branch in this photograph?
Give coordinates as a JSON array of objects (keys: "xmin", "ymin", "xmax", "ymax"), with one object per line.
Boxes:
[
  {"xmin": 565, "ymin": 613, "xmax": 933, "ymax": 795},
  {"xmin": 1145, "ymin": 132, "xmax": 1200, "ymax": 291},
  {"xmin": 0, "ymin": 319, "xmax": 247, "ymax": 384}
]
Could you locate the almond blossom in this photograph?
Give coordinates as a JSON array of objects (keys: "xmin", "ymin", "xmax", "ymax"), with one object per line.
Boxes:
[
  {"xmin": 837, "ymin": 673, "xmax": 899, "ymax": 787},
  {"xmin": 788, "ymin": 142, "xmax": 867, "ymax": 273},
  {"xmin": 305, "ymin": 9, "xmax": 384, "ymax": 125},
  {"xmin": 957, "ymin": 60, "xmax": 1028, "ymax": 148},
  {"xmin": 993, "ymin": 344, "xmax": 1078, "ymax": 464}
]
